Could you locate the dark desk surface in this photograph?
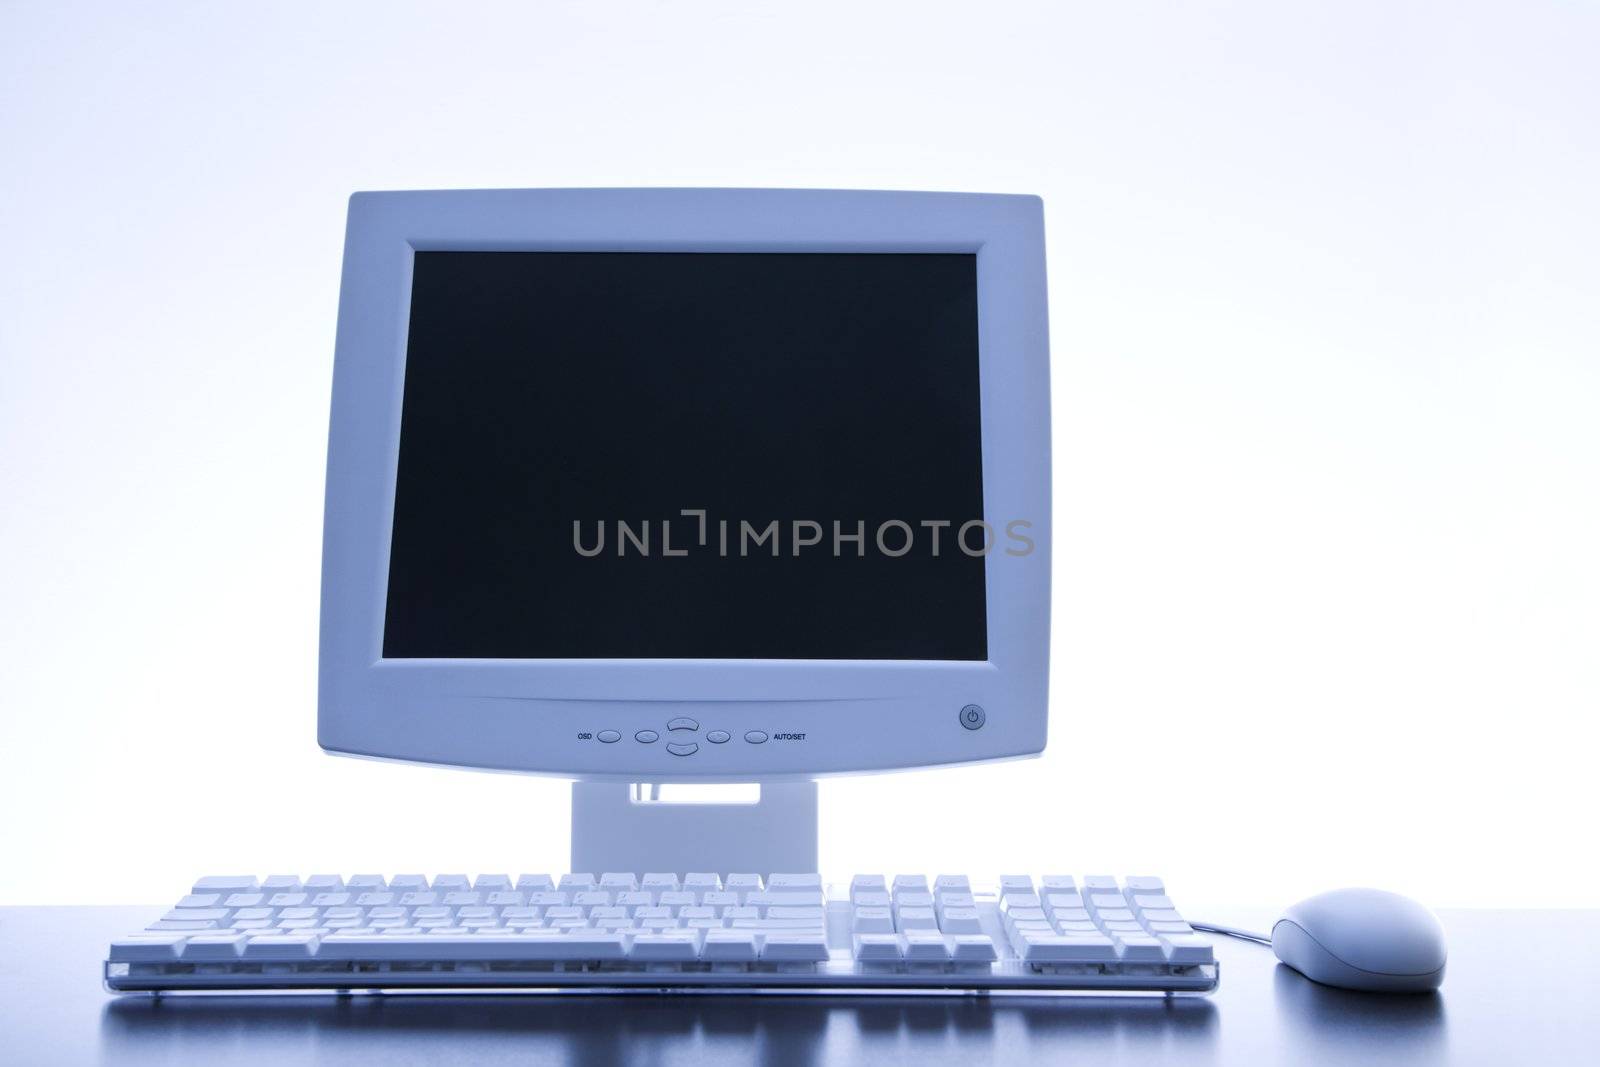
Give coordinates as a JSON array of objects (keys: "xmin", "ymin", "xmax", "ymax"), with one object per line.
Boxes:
[{"xmin": 2, "ymin": 907, "xmax": 1596, "ymax": 1065}]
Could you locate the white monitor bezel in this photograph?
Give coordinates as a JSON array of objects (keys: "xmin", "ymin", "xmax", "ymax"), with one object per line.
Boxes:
[{"xmin": 319, "ymin": 188, "xmax": 1050, "ymax": 780}]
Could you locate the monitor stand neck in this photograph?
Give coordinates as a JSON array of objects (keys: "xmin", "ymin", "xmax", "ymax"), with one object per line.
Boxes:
[{"xmin": 570, "ymin": 781, "xmax": 818, "ymax": 876}]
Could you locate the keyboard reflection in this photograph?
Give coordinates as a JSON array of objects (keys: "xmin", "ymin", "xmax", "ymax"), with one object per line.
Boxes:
[{"xmin": 101, "ymin": 993, "xmax": 1219, "ymax": 1066}]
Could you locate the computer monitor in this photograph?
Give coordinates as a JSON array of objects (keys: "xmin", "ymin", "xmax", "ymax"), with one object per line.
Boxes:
[{"xmin": 319, "ymin": 189, "xmax": 1051, "ymax": 801}]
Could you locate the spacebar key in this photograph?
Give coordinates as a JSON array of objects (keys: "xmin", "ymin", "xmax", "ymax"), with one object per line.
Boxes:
[{"xmin": 319, "ymin": 935, "xmax": 599, "ymax": 961}]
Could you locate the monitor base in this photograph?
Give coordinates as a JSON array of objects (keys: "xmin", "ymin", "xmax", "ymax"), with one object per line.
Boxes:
[{"xmin": 570, "ymin": 781, "xmax": 818, "ymax": 876}]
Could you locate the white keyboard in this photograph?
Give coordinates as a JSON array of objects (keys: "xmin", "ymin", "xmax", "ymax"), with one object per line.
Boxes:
[{"xmin": 106, "ymin": 873, "xmax": 1219, "ymax": 995}]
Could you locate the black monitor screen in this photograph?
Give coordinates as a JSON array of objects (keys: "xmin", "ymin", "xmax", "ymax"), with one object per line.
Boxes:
[{"xmin": 383, "ymin": 251, "xmax": 987, "ymax": 660}]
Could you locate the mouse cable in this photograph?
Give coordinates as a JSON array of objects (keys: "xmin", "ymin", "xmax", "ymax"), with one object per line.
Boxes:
[{"xmin": 1190, "ymin": 921, "xmax": 1272, "ymax": 946}]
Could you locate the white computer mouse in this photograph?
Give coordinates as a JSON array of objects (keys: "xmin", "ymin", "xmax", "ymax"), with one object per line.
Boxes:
[{"xmin": 1272, "ymin": 888, "xmax": 1447, "ymax": 993}]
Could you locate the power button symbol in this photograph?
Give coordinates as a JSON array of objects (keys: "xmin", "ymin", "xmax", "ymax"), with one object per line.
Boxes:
[{"xmin": 960, "ymin": 705, "xmax": 986, "ymax": 730}]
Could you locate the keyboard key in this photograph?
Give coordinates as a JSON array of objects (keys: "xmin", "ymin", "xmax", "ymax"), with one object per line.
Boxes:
[
  {"xmin": 163, "ymin": 908, "xmax": 228, "ymax": 923},
  {"xmin": 950, "ymin": 934, "xmax": 998, "ymax": 962},
  {"xmin": 472, "ymin": 875, "xmax": 511, "ymax": 892},
  {"xmin": 1161, "ymin": 935, "xmax": 1215, "ymax": 965},
  {"xmin": 938, "ymin": 906, "xmax": 983, "ymax": 934},
  {"xmin": 896, "ymin": 907, "xmax": 938, "ymax": 930},
  {"xmin": 389, "ymin": 875, "xmax": 429, "ymax": 891},
  {"xmin": 516, "ymin": 874, "xmax": 555, "ymax": 892},
  {"xmin": 260, "ymin": 875, "xmax": 302, "ymax": 892},
  {"xmin": 683, "ymin": 872, "xmax": 721, "ymax": 892},
  {"xmin": 242, "ymin": 933, "xmax": 320, "ymax": 959},
  {"xmin": 1082, "ymin": 875, "xmax": 1119, "ymax": 895},
  {"xmin": 1040, "ymin": 875, "xmax": 1076, "ymax": 892},
  {"xmin": 933, "ymin": 874, "xmax": 971, "ymax": 893},
  {"xmin": 110, "ymin": 935, "xmax": 188, "ymax": 962},
  {"xmin": 1116, "ymin": 934, "xmax": 1167, "ymax": 962},
  {"xmin": 903, "ymin": 930, "xmax": 950, "ymax": 961},
  {"xmin": 702, "ymin": 930, "xmax": 759, "ymax": 961},
  {"xmin": 431, "ymin": 875, "xmax": 471, "ymax": 892},
  {"xmin": 630, "ymin": 930, "xmax": 702, "ymax": 961},
  {"xmin": 642, "ymin": 873, "xmax": 680, "ymax": 893},
  {"xmin": 850, "ymin": 875, "xmax": 887, "ymax": 901},
  {"xmin": 333, "ymin": 934, "xmax": 564, "ymax": 961},
  {"xmin": 852, "ymin": 906, "xmax": 895, "ymax": 933},
  {"xmin": 731, "ymin": 918, "xmax": 828, "ymax": 930},
  {"xmin": 746, "ymin": 891, "xmax": 825, "ymax": 909},
  {"xmin": 1124, "ymin": 876, "xmax": 1165, "ymax": 895},
  {"xmin": 182, "ymin": 934, "xmax": 249, "ymax": 960},
  {"xmin": 192, "ymin": 876, "xmax": 258, "ymax": 894},
  {"xmin": 304, "ymin": 875, "xmax": 346, "ymax": 892},
  {"xmin": 346, "ymin": 874, "xmax": 388, "ymax": 891},
  {"xmin": 1016, "ymin": 932, "xmax": 1118, "ymax": 963},
  {"xmin": 177, "ymin": 894, "xmax": 221, "ymax": 908},
  {"xmin": 558, "ymin": 874, "xmax": 596, "ymax": 892},
  {"xmin": 760, "ymin": 934, "xmax": 828, "ymax": 961},
  {"xmin": 724, "ymin": 874, "xmax": 763, "ymax": 893},
  {"xmin": 853, "ymin": 933, "xmax": 901, "ymax": 961},
  {"xmin": 148, "ymin": 920, "xmax": 217, "ymax": 931},
  {"xmin": 599, "ymin": 872, "xmax": 638, "ymax": 891},
  {"xmin": 1044, "ymin": 892, "xmax": 1084, "ymax": 913},
  {"xmin": 998, "ymin": 875, "xmax": 1034, "ymax": 894},
  {"xmin": 892, "ymin": 875, "xmax": 930, "ymax": 897},
  {"xmin": 768, "ymin": 874, "xmax": 822, "ymax": 890},
  {"xmin": 1001, "ymin": 892, "xmax": 1042, "ymax": 913}
]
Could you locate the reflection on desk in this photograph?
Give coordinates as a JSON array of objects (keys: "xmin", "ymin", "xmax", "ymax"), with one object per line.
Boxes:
[{"xmin": 103, "ymin": 994, "xmax": 1219, "ymax": 1065}]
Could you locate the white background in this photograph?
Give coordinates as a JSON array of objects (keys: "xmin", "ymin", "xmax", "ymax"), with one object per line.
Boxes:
[{"xmin": 2, "ymin": 1, "xmax": 1595, "ymax": 912}]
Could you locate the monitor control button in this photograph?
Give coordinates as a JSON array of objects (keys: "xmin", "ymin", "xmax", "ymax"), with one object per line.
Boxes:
[
  {"xmin": 597, "ymin": 730, "xmax": 621, "ymax": 743},
  {"xmin": 666, "ymin": 717, "xmax": 700, "ymax": 732},
  {"xmin": 959, "ymin": 705, "xmax": 986, "ymax": 730},
  {"xmin": 666, "ymin": 742, "xmax": 699, "ymax": 757},
  {"xmin": 744, "ymin": 731, "xmax": 768, "ymax": 744},
  {"xmin": 635, "ymin": 730, "xmax": 660, "ymax": 743},
  {"xmin": 706, "ymin": 730, "xmax": 731, "ymax": 744}
]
